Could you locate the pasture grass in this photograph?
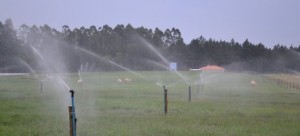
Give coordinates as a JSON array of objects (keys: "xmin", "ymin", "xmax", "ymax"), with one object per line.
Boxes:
[{"xmin": 1, "ymin": 71, "xmax": 300, "ymax": 135}]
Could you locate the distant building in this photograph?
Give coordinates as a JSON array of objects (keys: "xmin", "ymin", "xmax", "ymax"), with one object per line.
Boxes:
[
  {"xmin": 169, "ymin": 62, "xmax": 177, "ymax": 71},
  {"xmin": 199, "ymin": 65, "xmax": 225, "ymax": 71}
]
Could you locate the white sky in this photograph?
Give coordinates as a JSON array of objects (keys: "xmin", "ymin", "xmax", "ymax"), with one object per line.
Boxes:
[{"xmin": 1, "ymin": 0, "xmax": 299, "ymax": 47}]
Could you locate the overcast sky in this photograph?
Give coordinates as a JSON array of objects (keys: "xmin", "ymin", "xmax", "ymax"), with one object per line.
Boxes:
[{"xmin": 0, "ymin": 0, "xmax": 299, "ymax": 47}]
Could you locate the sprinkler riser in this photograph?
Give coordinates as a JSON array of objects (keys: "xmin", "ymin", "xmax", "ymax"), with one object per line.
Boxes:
[
  {"xmin": 69, "ymin": 90, "xmax": 76, "ymax": 136},
  {"xmin": 163, "ymin": 86, "xmax": 168, "ymax": 114}
]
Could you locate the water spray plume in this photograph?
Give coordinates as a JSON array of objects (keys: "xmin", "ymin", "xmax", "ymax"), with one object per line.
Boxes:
[
  {"xmin": 77, "ymin": 70, "xmax": 83, "ymax": 89},
  {"xmin": 27, "ymin": 36, "xmax": 77, "ymax": 135},
  {"xmin": 139, "ymin": 38, "xmax": 170, "ymax": 65},
  {"xmin": 78, "ymin": 70, "xmax": 83, "ymax": 81},
  {"xmin": 133, "ymin": 38, "xmax": 189, "ymax": 83},
  {"xmin": 155, "ymin": 82, "xmax": 164, "ymax": 87},
  {"xmin": 57, "ymin": 76, "xmax": 71, "ymax": 90},
  {"xmin": 16, "ymin": 57, "xmax": 35, "ymax": 74},
  {"xmin": 31, "ymin": 45, "xmax": 72, "ymax": 91},
  {"xmin": 77, "ymin": 47, "xmax": 147, "ymax": 80},
  {"xmin": 31, "ymin": 46, "xmax": 47, "ymax": 62}
]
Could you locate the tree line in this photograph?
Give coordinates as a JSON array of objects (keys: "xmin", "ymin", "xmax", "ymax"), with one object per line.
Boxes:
[{"xmin": 0, "ymin": 18, "xmax": 300, "ymax": 73}]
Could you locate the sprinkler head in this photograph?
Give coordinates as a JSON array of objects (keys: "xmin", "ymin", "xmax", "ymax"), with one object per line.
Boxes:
[{"xmin": 70, "ymin": 90, "xmax": 74, "ymax": 97}]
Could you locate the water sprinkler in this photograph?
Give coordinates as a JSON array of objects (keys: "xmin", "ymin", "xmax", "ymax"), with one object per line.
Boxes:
[
  {"xmin": 77, "ymin": 79, "xmax": 83, "ymax": 90},
  {"xmin": 163, "ymin": 86, "xmax": 168, "ymax": 114},
  {"xmin": 197, "ymin": 72, "xmax": 203, "ymax": 95},
  {"xmin": 69, "ymin": 90, "xmax": 77, "ymax": 136},
  {"xmin": 77, "ymin": 70, "xmax": 83, "ymax": 90}
]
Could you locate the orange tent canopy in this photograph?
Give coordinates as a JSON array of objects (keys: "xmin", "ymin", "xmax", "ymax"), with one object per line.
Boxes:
[{"xmin": 199, "ymin": 65, "xmax": 225, "ymax": 71}]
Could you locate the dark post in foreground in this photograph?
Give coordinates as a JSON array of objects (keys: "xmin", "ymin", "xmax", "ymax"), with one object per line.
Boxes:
[
  {"xmin": 68, "ymin": 106, "xmax": 73, "ymax": 136},
  {"xmin": 188, "ymin": 86, "xmax": 191, "ymax": 102},
  {"xmin": 69, "ymin": 90, "xmax": 77, "ymax": 136},
  {"xmin": 163, "ymin": 86, "xmax": 168, "ymax": 114}
]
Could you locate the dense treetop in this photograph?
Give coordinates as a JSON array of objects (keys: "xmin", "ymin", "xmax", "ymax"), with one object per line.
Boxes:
[{"xmin": 1, "ymin": 18, "xmax": 300, "ymax": 73}]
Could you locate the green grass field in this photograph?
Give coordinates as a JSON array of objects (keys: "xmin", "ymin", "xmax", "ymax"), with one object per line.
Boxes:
[{"xmin": 1, "ymin": 71, "xmax": 300, "ymax": 136}]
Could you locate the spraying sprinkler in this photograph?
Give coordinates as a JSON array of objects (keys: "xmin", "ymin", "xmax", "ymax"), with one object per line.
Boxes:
[
  {"xmin": 197, "ymin": 71, "xmax": 203, "ymax": 95},
  {"xmin": 77, "ymin": 79, "xmax": 83, "ymax": 90},
  {"xmin": 77, "ymin": 70, "xmax": 84, "ymax": 90},
  {"xmin": 69, "ymin": 90, "xmax": 77, "ymax": 136}
]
